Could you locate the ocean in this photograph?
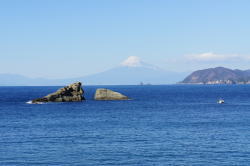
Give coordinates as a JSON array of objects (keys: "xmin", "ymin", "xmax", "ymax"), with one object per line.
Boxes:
[{"xmin": 1, "ymin": 85, "xmax": 250, "ymax": 166}]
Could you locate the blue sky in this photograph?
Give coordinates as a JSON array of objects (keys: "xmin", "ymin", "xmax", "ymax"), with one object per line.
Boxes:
[{"xmin": 1, "ymin": 0, "xmax": 250, "ymax": 78}]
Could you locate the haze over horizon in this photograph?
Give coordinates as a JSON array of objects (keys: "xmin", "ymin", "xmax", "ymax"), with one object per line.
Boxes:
[{"xmin": 1, "ymin": 0, "xmax": 250, "ymax": 79}]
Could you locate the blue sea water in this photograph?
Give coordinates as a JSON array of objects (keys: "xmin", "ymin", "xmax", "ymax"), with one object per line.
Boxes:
[{"xmin": 1, "ymin": 85, "xmax": 250, "ymax": 166}]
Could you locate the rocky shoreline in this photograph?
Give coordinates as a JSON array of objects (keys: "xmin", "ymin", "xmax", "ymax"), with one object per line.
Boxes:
[{"xmin": 179, "ymin": 80, "xmax": 250, "ymax": 85}]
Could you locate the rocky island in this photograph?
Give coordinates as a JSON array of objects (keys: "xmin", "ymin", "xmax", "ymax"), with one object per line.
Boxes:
[
  {"xmin": 32, "ymin": 82, "xmax": 85, "ymax": 103},
  {"xmin": 180, "ymin": 67, "xmax": 250, "ymax": 84},
  {"xmin": 94, "ymin": 88, "xmax": 129, "ymax": 100}
]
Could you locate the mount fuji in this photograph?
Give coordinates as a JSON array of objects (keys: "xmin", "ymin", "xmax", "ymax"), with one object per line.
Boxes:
[{"xmin": 70, "ymin": 56, "xmax": 187, "ymax": 85}]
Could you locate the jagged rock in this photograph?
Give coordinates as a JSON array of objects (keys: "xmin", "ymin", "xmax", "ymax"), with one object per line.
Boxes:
[
  {"xmin": 32, "ymin": 82, "xmax": 85, "ymax": 103},
  {"xmin": 94, "ymin": 88, "xmax": 129, "ymax": 100}
]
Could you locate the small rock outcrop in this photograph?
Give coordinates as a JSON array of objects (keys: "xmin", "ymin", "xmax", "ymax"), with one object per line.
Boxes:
[
  {"xmin": 94, "ymin": 88, "xmax": 129, "ymax": 100},
  {"xmin": 32, "ymin": 82, "xmax": 85, "ymax": 103}
]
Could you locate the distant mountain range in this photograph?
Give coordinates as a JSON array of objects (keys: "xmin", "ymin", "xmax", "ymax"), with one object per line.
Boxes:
[
  {"xmin": 181, "ymin": 67, "xmax": 250, "ymax": 84},
  {"xmin": 0, "ymin": 74, "xmax": 55, "ymax": 86},
  {"xmin": 3, "ymin": 65, "xmax": 250, "ymax": 86},
  {"xmin": 4, "ymin": 55, "xmax": 249, "ymax": 86},
  {"xmin": 0, "ymin": 57, "xmax": 187, "ymax": 86}
]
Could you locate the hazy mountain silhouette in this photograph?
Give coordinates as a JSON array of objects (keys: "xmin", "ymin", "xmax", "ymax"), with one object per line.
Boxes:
[
  {"xmin": 181, "ymin": 67, "xmax": 250, "ymax": 84},
  {"xmin": 0, "ymin": 57, "xmax": 187, "ymax": 85}
]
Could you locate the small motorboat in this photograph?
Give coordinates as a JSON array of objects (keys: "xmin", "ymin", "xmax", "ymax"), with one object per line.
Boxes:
[{"xmin": 217, "ymin": 99, "xmax": 225, "ymax": 104}]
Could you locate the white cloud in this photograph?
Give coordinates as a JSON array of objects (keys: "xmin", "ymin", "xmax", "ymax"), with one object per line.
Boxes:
[
  {"xmin": 121, "ymin": 56, "xmax": 142, "ymax": 67},
  {"xmin": 186, "ymin": 52, "xmax": 247, "ymax": 62}
]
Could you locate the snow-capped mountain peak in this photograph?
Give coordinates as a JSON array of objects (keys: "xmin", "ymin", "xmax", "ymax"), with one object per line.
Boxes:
[
  {"xmin": 121, "ymin": 56, "xmax": 143, "ymax": 67},
  {"xmin": 120, "ymin": 56, "xmax": 160, "ymax": 71}
]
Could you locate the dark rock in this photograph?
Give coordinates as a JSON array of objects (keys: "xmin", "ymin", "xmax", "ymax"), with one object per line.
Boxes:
[{"xmin": 32, "ymin": 82, "xmax": 85, "ymax": 103}]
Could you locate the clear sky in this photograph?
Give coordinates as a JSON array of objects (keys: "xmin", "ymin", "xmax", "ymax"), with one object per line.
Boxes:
[{"xmin": 1, "ymin": 0, "xmax": 250, "ymax": 78}]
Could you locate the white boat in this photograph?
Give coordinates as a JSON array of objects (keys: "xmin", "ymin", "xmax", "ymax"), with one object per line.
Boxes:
[{"xmin": 217, "ymin": 99, "xmax": 225, "ymax": 104}]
